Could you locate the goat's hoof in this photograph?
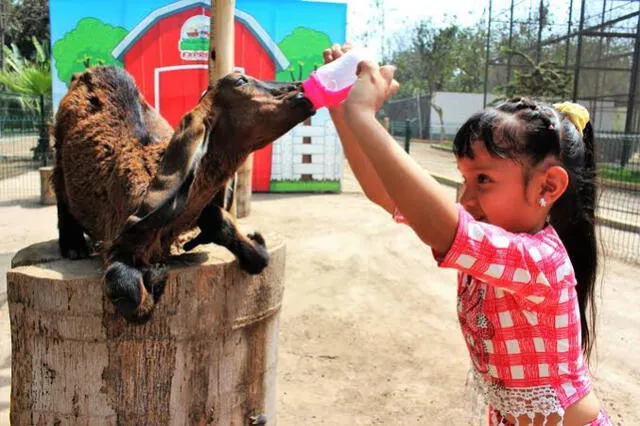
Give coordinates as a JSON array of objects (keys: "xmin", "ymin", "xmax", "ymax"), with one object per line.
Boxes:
[
  {"xmin": 142, "ymin": 263, "xmax": 169, "ymax": 301},
  {"xmin": 248, "ymin": 232, "xmax": 266, "ymax": 248},
  {"xmin": 239, "ymin": 233, "xmax": 269, "ymax": 275},
  {"xmin": 249, "ymin": 414, "xmax": 268, "ymax": 425},
  {"xmin": 104, "ymin": 261, "xmax": 155, "ymax": 323},
  {"xmin": 59, "ymin": 236, "xmax": 91, "ymax": 260}
]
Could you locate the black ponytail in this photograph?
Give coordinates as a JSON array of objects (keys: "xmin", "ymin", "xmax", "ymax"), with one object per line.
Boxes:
[{"xmin": 549, "ymin": 120, "xmax": 598, "ymax": 361}]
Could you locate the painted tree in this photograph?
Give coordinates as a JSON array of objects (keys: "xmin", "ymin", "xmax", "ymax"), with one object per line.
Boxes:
[
  {"xmin": 275, "ymin": 27, "xmax": 332, "ymax": 82},
  {"xmin": 52, "ymin": 18, "xmax": 127, "ymax": 85}
]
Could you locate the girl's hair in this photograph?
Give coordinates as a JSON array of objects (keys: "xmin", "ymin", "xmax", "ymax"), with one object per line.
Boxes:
[{"xmin": 452, "ymin": 97, "xmax": 598, "ymax": 361}]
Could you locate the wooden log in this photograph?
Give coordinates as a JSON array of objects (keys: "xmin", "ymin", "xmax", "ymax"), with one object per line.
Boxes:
[
  {"xmin": 7, "ymin": 232, "xmax": 286, "ymax": 425},
  {"xmin": 39, "ymin": 166, "xmax": 56, "ymax": 205}
]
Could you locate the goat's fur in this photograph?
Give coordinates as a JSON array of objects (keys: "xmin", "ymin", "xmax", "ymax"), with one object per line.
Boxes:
[{"xmin": 53, "ymin": 66, "xmax": 314, "ymax": 322}]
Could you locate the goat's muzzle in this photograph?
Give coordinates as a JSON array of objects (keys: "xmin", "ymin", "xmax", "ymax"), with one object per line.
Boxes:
[{"xmin": 290, "ymin": 92, "xmax": 315, "ymax": 115}]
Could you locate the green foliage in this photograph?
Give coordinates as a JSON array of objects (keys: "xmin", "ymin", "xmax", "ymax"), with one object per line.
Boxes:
[
  {"xmin": 52, "ymin": 18, "xmax": 127, "ymax": 85},
  {"xmin": 276, "ymin": 27, "xmax": 332, "ymax": 82},
  {"xmin": 385, "ymin": 21, "xmax": 487, "ymax": 140},
  {"xmin": 599, "ymin": 164, "xmax": 640, "ymax": 184},
  {"xmin": 492, "ymin": 49, "xmax": 572, "ymax": 102},
  {"xmin": 0, "ymin": 37, "xmax": 51, "ymax": 112},
  {"xmin": 388, "ymin": 21, "xmax": 486, "ymax": 98},
  {"xmin": 2, "ymin": 0, "xmax": 49, "ymax": 61}
]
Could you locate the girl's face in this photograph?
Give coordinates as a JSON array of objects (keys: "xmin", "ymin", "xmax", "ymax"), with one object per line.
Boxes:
[{"xmin": 456, "ymin": 140, "xmax": 547, "ymax": 234}]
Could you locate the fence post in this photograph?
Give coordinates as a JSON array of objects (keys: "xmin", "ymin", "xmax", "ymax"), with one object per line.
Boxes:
[
  {"xmin": 404, "ymin": 119, "xmax": 411, "ymax": 153},
  {"xmin": 621, "ymin": 135, "xmax": 632, "ymax": 168},
  {"xmin": 36, "ymin": 94, "xmax": 49, "ymax": 166}
]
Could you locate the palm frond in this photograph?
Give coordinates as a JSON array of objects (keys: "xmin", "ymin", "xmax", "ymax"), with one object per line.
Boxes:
[{"xmin": 0, "ymin": 38, "xmax": 52, "ymax": 114}]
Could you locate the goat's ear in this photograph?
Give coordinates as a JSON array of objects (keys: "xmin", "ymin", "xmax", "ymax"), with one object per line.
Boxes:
[{"xmin": 120, "ymin": 111, "xmax": 216, "ymax": 236}]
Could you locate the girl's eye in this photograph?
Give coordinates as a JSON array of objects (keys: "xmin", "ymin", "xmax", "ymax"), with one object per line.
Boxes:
[{"xmin": 477, "ymin": 174, "xmax": 491, "ymax": 184}]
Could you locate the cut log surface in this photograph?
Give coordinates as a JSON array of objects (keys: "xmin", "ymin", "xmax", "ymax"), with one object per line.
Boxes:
[{"xmin": 7, "ymin": 233, "xmax": 286, "ymax": 426}]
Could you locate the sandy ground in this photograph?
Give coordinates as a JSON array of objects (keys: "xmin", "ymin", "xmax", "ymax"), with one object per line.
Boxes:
[{"xmin": 0, "ymin": 157, "xmax": 638, "ymax": 425}]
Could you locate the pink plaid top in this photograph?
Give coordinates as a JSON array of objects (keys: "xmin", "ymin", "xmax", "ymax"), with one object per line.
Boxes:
[{"xmin": 394, "ymin": 206, "xmax": 592, "ymax": 418}]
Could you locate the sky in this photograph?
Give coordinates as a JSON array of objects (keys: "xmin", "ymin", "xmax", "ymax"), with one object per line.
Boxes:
[{"xmin": 331, "ymin": 0, "xmax": 633, "ymax": 60}]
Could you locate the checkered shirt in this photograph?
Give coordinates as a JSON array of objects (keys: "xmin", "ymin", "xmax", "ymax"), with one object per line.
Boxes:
[{"xmin": 394, "ymin": 205, "xmax": 592, "ymax": 409}]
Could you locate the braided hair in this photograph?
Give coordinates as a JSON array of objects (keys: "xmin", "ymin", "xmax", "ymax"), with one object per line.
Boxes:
[{"xmin": 453, "ymin": 97, "xmax": 599, "ymax": 361}]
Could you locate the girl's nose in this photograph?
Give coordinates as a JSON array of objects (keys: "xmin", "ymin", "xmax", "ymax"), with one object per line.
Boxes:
[{"xmin": 459, "ymin": 184, "xmax": 476, "ymax": 209}]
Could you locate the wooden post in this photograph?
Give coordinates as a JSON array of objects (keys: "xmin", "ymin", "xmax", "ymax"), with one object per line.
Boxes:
[
  {"xmin": 8, "ymin": 235, "xmax": 286, "ymax": 425},
  {"xmin": 209, "ymin": 0, "xmax": 253, "ymax": 218},
  {"xmin": 39, "ymin": 166, "xmax": 56, "ymax": 205}
]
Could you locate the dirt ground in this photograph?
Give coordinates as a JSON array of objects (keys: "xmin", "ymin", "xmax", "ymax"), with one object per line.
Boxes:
[{"xmin": 0, "ymin": 160, "xmax": 639, "ymax": 425}]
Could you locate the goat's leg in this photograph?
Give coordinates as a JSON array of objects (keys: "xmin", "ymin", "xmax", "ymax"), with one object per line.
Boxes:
[
  {"xmin": 183, "ymin": 202, "xmax": 269, "ymax": 275},
  {"xmin": 103, "ymin": 259, "xmax": 167, "ymax": 323},
  {"xmin": 53, "ymin": 168, "xmax": 91, "ymax": 259}
]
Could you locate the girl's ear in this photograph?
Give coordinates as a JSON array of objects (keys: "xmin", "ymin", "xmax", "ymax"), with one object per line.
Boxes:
[{"xmin": 541, "ymin": 165, "xmax": 569, "ymax": 204}]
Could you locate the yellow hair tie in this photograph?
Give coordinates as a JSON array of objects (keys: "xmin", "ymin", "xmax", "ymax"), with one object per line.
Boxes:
[{"xmin": 553, "ymin": 102, "xmax": 590, "ymax": 135}]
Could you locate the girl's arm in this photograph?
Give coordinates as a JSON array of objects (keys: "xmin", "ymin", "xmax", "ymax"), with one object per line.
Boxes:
[
  {"xmin": 329, "ymin": 104, "xmax": 395, "ymax": 213},
  {"xmin": 343, "ymin": 62, "xmax": 459, "ymax": 254},
  {"xmin": 324, "ymin": 45, "xmax": 395, "ymax": 213}
]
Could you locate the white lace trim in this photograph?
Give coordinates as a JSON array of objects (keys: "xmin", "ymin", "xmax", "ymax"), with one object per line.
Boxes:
[{"xmin": 466, "ymin": 369, "xmax": 566, "ymax": 425}]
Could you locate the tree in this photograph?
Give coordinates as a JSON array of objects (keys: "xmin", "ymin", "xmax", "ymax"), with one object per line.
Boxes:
[
  {"xmin": 447, "ymin": 27, "xmax": 486, "ymax": 93},
  {"xmin": 275, "ymin": 27, "xmax": 332, "ymax": 82},
  {"xmin": 4, "ymin": 0, "xmax": 49, "ymax": 61},
  {"xmin": 0, "ymin": 36, "xmax": 52, "ymax": 160},
  {"xmin": 389, "ymin": 21, "xmax": 486, "ymax": 95},
  {"xmin": 492, "ymin": 49, "xmax": 571, "ymax": 102},
  {"xmin": 1, "ymin": 0, "xmax": 16, "ymax": 69},
  {"xmin": 387, "ymin": 21, "xmax": 485, "ymax": 139},
  {"xmin": 52, "ymin": 18, "xmax": 127, "ymax": 85},
  {"xmin": 0, "ymin": 36, "xmax": 51, "ymax": 108}
]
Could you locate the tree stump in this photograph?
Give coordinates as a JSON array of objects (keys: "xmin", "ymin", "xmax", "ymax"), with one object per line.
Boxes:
[
  {"xmin": 7, "ymin": 232, "xmax": 286, "ymax": 425},
  {"xmin": 39, "ymin": 166, "xmax": 56, "ymax": 205}
]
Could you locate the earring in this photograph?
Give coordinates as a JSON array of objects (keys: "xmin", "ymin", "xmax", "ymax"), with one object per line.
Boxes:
[{"xmin": 538, "ymin": 198, "xmax": 547, "ymax": 208}]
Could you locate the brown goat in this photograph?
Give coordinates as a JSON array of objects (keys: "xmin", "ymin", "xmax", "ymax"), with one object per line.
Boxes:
[{"xmin": 52, "ymin": 65, "xmax": 314, "ymax": 322}]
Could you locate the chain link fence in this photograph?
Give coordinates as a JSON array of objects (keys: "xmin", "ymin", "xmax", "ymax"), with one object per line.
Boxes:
[
  {"xmin": 0, "ymin": 92, "xmax": 53, "ymax": 203},
  {"xmin": 384, "ymin": 109, "xmax": 640, "ymax": 265}
]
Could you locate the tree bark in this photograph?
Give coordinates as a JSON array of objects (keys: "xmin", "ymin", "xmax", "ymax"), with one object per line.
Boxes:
[{"xmin": 8, "ymin": 233, "xmax": 286, "ymax": 425}]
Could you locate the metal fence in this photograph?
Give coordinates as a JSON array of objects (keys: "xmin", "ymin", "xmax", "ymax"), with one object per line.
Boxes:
[
  {"xmin": 387, "ymin": 120, "xmax": 640, "ymax": 264},
  {"xmin": 595, "ymin": 132, "xmax": 640, "ymax": 264},
  {"xmin": 0, "ymin": 92, "xmax": 53, "ymax": 203}
]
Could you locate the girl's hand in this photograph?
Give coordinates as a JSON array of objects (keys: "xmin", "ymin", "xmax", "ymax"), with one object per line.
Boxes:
[
  {"xmin": 323, "ymin": 42, "xmax": 353, "ymax": 65},
  {"xmin": 323, "ymin": 43, "xmax": 353, "ymax": 114},
  {"xmin": 344, "ymin": 61, "xmax": 399, "ymax": 117}
]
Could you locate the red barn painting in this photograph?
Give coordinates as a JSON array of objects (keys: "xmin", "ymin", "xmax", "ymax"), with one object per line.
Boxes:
[{"xmin": 112, "ymin": 0, "xmax": 290, "ymax": 191}]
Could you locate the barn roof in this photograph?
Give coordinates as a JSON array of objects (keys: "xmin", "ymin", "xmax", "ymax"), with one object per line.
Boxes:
[{"xmin": 112, "ymin": 0, "xmax": 290, "ymax": 71}]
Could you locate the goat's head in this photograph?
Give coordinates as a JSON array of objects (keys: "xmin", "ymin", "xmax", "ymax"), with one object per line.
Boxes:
[
  {"xmin": 128, "ymin": 71, "xmax": 316, "ymax": 227},
  {"xmin": 199, "ymin": 72, "xmax": 315, "ymax": 153}
]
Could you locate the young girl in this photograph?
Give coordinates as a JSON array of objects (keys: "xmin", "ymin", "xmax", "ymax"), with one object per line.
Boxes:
[{"xmin": 324, "ymin": 44, "xmax": 611, "ymax": 426}]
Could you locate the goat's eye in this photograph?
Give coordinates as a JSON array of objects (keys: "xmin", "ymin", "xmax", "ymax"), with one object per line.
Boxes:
[{"xmin": 235, "ymin": 76, "xmax": 248, "ymax": 87}]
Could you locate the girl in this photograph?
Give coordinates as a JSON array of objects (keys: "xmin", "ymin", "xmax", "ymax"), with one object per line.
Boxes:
[{"xmin": 324, "ymin": 44, "xmax": 611, "ymax": 426}]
